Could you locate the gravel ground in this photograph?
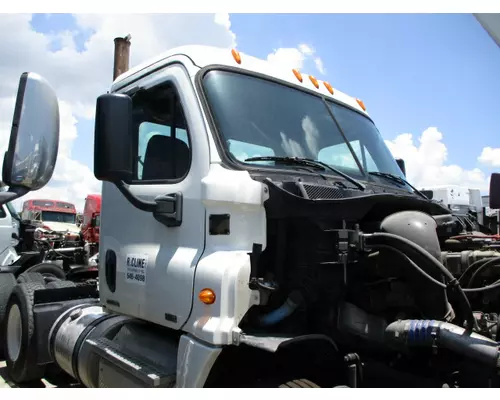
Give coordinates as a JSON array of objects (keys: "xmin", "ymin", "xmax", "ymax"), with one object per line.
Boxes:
[{"xmin": 0, "ymin": 360, "xmax": 81, "ymax": 388}]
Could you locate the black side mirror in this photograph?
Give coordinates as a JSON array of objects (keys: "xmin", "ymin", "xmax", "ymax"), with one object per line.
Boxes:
[
  {"xmin": 421, "ymin": 190, "xmax": 434, "ymax": 200},
  {"xmin": 489, "ymin": 173, "xmax": 500, "ymax": 209},
  {"xmin": 396, "ymin": 158, "xmax": 406, "ymax": 177},
  {"xmin": 94, "ymin": 93, "xmax": 134, "ymax": 183},
  {"xmin": 93, "ymin": 93, "xmax": 183, "ymax": 227}
]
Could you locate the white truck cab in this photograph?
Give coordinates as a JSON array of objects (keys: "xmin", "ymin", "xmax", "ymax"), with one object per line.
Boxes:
[{"xmin": 99, "ymin": 45, "xmax": 401, "ymax": 340}]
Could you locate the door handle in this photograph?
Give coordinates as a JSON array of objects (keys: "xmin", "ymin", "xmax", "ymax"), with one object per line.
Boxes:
[{"xmin": 153, "ymin": 192, "xmax": 183, "ymax": 228}]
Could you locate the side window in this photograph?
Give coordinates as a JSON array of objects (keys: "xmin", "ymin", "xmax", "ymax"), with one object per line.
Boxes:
[
  {"xmin": 0, "ymin": 206, "xmax": 6, "ymax": 219},
  {"xmin": 134, "ymin": 82, "xmax": 191, "ymax": 182}
]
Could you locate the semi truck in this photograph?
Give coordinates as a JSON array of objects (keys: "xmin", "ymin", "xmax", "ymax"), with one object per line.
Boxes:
[
  {"xmin": 1, "ymin": 37, "xmax": 500, "ymax": 388},
  {"xmin": 0, "ymin": 185, "xmax": 21, "ymax": 266},
  {"xmin": 81, "ymin": 194, "xmax": 101, "ymax": 258},
  {"xmin": 420, "ymin": 185, "xmax": 499, "ymax": 235},
  {"xmin": 20, "ymin": 199, "xmax": 80, "ymax": 246}
]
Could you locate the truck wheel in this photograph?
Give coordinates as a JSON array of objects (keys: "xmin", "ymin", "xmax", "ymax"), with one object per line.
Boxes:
[
  {"xmin": 25, "ymin": 263, "xmax": 66, "ymax": 280},
  {"xmin": 17, "ymin": 272, "xmax": 46, "ymax": 286},
  {"xmin": 0, "ymin": 273, "xmax": 17, "ymax": 357},
  {"xmin": 25, "ymin": 263, "xmax": 66, "ymax": 279},
  {"xmin": 46, "ymin": 280, "xmax": 76, "ymax": 289},
  {"xmin": 3, "ymin": 282, "xmax": 46, "ymax": 383},
  {"xmin": 279, "ymin": 379, "xmax": 321, "ymax": 388}
]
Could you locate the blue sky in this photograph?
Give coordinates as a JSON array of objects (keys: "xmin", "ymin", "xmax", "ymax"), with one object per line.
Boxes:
[{"xmin": 29, "ymin": 13, "xmax": 499, "ymax": 176}]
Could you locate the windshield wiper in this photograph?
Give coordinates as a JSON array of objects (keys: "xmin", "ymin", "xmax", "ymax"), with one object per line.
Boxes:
[
  {"xmin": 368, "ymin": 171, "xmax": 428, "ymax": 200},
  {"xmin": 245, "ymin": 156, "xmax": 365, "ymax": 191}
]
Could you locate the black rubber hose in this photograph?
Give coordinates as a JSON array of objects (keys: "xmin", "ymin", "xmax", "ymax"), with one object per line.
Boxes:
[
  {"xmin": 458, "ymin": 257, "xmax": 492, "ymax": 285},
  {"xmin": 464, "ymin": 279, "xmax": 500, "ymax": 293},
  {"xmin": 467, "ymin": 256, "xmax": 500, "ymax": 288},
  {"xmin": 372, "ymin": 244, "xmax": 446, "ymax": 289},
  {"xmin": 364, "ymin": 232, "xmax": 477, "ymax": 331},
  {"xmin": 388, "ymin": 255, "xmax": 500, "ymax": 295}
]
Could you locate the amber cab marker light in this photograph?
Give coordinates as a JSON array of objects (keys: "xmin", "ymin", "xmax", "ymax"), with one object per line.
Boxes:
[
  {"xmin": 292, "ymin": 69, "xmax": 303, "ymax": 82},
  {"xmin": 356, "ymin": 98, "xmax": 367, "ymax": 111},
  {"xmin": 323, "ymin": 81, "xmax": 334, "ymax": 95},
  {"xmin": 309, "ymin": 75, "xmax": 319, "ymax": 89},
  {"xmin": 231, "ymin": 49, "xmax": 242, "ymax": 64},
  {"xmin": 199, "ymin": 288, "xmax": 216, "ymax": 305}
]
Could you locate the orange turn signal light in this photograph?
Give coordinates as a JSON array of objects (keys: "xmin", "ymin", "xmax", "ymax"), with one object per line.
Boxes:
[{"xmin": 199, "ymin": 288, "xmax": 216, "ymax": 305}]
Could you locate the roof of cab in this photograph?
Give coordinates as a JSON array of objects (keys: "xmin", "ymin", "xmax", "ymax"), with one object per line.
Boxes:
[{"xmin": 111, "ymin": 45, "xmax": 368, "ymax": 115}]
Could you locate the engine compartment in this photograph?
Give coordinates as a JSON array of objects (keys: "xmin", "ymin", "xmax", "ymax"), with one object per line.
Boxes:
[{"xmin": 239, "ymin": 177, "xmax": 500, "ymax": 387}]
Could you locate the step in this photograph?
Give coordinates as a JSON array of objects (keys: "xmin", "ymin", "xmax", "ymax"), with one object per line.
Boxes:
[{"xmin": 85, "ymin": 337, "xmax": 175, "ymax": 387}]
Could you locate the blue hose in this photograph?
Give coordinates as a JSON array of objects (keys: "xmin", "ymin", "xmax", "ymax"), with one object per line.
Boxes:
[{"xmin": 258, "ymin": 291, "xmax": 304, "ymax": 326}]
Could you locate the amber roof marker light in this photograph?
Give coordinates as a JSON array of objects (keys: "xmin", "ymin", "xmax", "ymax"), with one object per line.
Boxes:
[
  {"xmin": 309, "ymin": 75, "xmax": 319, "ymax": 89},
  {"xmin": 356, "ymin": 98, "xmax": 367, "ymax": 111},
  {"xmin": 292, "ymin": 69, "xmax": 303, "ymax": 82},
  {"xmin": 323, "ymin": 81, "xmax": 334, "ymax": 95},
  {"xmin": 231, "ymin": 49, "xmax": 242, "ymax": 64}
]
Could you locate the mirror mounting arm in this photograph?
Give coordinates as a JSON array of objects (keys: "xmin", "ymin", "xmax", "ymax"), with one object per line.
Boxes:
[
  {"xmin": 0, "ymin": 186, "xmax": 30, "ymax": 205},
  {"xmin": 114, "ymin": 181, "xmax": 183, "ymax": 227},
  {"xmin": 115, "ymin": 180, "xmax": 156, "ymax": 212}
]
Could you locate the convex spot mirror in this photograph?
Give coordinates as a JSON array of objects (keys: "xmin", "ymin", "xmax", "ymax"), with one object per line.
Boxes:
[
  {"xmin": 395, "ymin": 158, "xmax": 406, "ymax": 177},
  {"xmin": 0, "ymin": 72, "xmax": 60, "ymax": 205}
]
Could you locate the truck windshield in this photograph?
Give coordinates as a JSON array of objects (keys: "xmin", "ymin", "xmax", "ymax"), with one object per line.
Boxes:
[
  {"xmin": 202, "ymin": 70, "xmax": 408, "ymax": 188},
  {"xmin": 42, "ymin": 211, "xmax": 76, "ymax": 224}
]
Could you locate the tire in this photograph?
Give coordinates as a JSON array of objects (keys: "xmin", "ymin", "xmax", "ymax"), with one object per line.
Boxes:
[
  {"xmin": 17, "ymin": 272, "xmax": 46, "ymax": 286},
  {"xmin": 3, "ymin": 281, "xmax": 46, "ymax": 383},
  {"xmin": 46, "ymin": 280, "xmax": 76, "ymax": 289},
  {"xmin": 25, "ymin": 263, "xmax": 66, "ymax": 280},
  {"xmin": 279, "ymin": 379, "xmax": 321, "ymax": 388},
  {"xmin": 0, "ymin": 273, "xmax": 17, "ymax": 357}
]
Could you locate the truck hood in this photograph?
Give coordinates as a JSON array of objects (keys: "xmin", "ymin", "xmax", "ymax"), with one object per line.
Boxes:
[{"xmin": 42, "ymin": 221, "xmax": 81, "ymax": 234}]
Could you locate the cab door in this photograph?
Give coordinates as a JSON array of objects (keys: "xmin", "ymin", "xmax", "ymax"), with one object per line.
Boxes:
[{"xmin": 99, "ymin": 62, "xmax": 210, "ymax": 329}]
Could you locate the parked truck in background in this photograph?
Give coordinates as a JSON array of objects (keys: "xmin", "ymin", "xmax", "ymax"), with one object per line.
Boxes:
[
  {"xmin": 0, "ymin": 185, "xmax": 21, "ymax": 266},
  {"xmin": 20, "ymin": 199, "xmax": 81, "ymax": 248},
  {"xmin": 481, "ymin": 194, "xmax": 500, "ymax": 234},
  {"xmin": 81, "ymin": 194, "xmax": 101, "ymax": 258},
  {"xmin": 419, "ymin": 185, "xmax": 499, "ymax": 235}
]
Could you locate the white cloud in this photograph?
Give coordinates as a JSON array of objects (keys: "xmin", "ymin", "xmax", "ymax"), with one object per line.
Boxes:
[
  {"xmin": 385, "ymin": 127, "xmax": 490, "ymax": 192},
  {"xmin": 267, "ymin": 43, "xmax": 326, "ymax": 75},
  {"xmin": 314, "ymin": 57, "xmax": 326, "ymax": 75},
  {"xmin": 0, "ymin": 13, "xmax": 237, "ymax": 211},
  {"xmin": 478, "ymin": 147, "xmax": 500, "ymax": 168}
]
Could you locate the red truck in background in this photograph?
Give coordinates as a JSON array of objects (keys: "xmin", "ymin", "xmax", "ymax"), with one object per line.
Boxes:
[
  {"xmin": 21, "ymin": 199, "xmax": 81, "ymax": 247},
  {"xmin": 81, "ymin": 194, "xmax": 101, "ymax": 257}
]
